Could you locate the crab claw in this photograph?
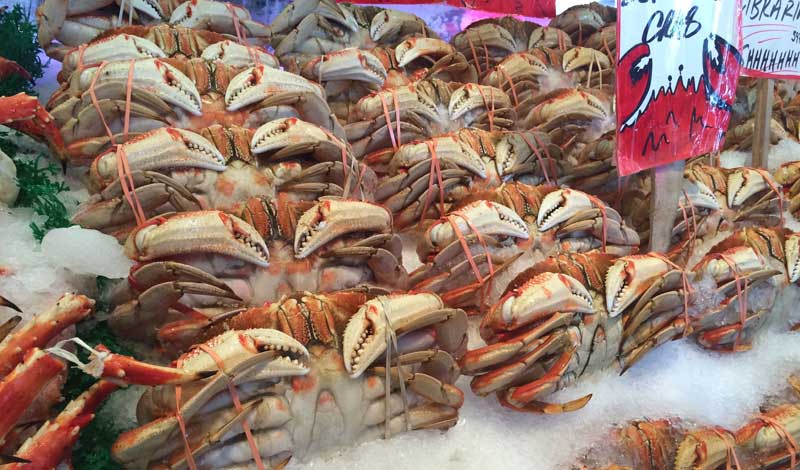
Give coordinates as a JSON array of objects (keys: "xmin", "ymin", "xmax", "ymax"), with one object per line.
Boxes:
[
  {"xmin": 79, "ymin": 59, "xmax": 202, "ymax": 115},
  {"xmin": 125, "ymin": 211, "xmax": 270, "ymax": 267},
  {"xmin": 0, "ymin": 295, "xmax": 21, "ymax": 313},
  {"xmin": 605, "ymin": 255, "xmax": 671, "ymax": 318},
  {"xmin": 225, "ymin": 64, "xmax": 324, "ymax": 111},
  {"xmin": 179, "ymin": 329, "xmax": 310, "ymax": 377},
  {"xmin": 484, "ymin": 272, "xmax": 594, "ymax": 332},
  {"xmin": 696, "ymin": 246, "xmax": 767, "ymax": 283},
  {"xmin": 342, "ymin": 293, "xmax": 448, "ymax": 378},
  {"xmin": 681, "ymin": 178, "xmax": 721, "ymax": 211},
  {"xmin": 200, "ymin": 41, "xmax": 279, "ymax": 69},
  {"xmin": 394, "ymin": 37, "xmax": 455, "ymax": 68},
  {"xmin": 787, "ymin": 232, "xmax": 800, "ymax": 283},
  {"xmin": 251, "ymin": 117, "xmax": 345, "ymax": 161},
  {"xmin": 562, "ymin": 47, "xmax": 611, "ymax": 73},
  {"xmin": 727, "ymin": 167, "xmax": 775, "ymax": 208},
  {"xmin": 390, "ymin": 136, "xmax": 486, "ymax": 178},
  {"xmin": 303, "ymin": 49, "xmax": 387, "ymax": 85},
  {"xmin": 89, "ymin": 127, "xmax": 226, "ymax": 188},
  {"xmin": 537, "ymin": 188, "xmax": 594, "ymax": 232},
  {"xmin": 63, "ymin": 34, "xmax": 166, "ymax": 78},
  {"xmin": 370, "ymin": 9, "xmax": 428, "ymax": 43},
  {"xmin": 427, "ymin": 200, "xmax": 530, "ymax": 249},
  {"xmin": 272, "ymin": 0, "xmax": 358, "ymax": 35},
  {"xmin": 169, "ymin": 0, "xmax": 267, "ymax": 38},
  {"xmin": 449, "ymin": 83, "xmax": 510, "ymax": 122},
  {"xmin": 294, "ymin": 199, "xmax": 391, "ymax": 258}
]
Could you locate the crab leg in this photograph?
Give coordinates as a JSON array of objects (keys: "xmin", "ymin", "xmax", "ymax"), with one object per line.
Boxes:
[
  {"xmin": 73, "ymin": 170, "xmax": 203, "ymax": 234},
  {"xmin": 0, "ymin": 94, "xmax": 66, "ymax": 162},
  {"xmin": 5, "ymin": 380, "xmax": 118, "ymax": 470},
  {"xmin": 0, "ymin": 293, "xmax": 93, "ymax": 376},
  {"xmin": 0, "ymin": 349, "xmax": 65, "ymax": 443}
]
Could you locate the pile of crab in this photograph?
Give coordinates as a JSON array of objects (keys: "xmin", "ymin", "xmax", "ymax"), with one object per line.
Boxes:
[
  {"xmin": 576, "ymin": 374, "xmax": 800, "ymax": 469},
  {"xmin": 2, "ymin": 0, "xmax": 800, "ymax": 467}
]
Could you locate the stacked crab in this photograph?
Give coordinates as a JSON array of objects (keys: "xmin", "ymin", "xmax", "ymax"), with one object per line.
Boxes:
[
  {"xmin": 577, "ymin": 375, "xmax": 800, "ymax": 469},
  {"xmin": 458, "ymin": 158, "xmax": 800, "ymax": 413},
  {"xmin": 2, "ymin": 0, "xmax": 800, "ymax": 468}
]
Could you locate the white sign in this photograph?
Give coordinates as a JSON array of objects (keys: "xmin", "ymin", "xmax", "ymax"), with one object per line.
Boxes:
[
  {"xmin": 616, "ymin": 0, "xmax": 742, "ymax": 175},
  {"xmin": 742, "ymin": 0, "xmax": 800, "ymax": 79}
]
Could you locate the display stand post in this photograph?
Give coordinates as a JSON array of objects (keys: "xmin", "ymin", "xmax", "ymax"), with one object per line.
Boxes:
[
  {"xmin": 751, "ymin": 78, "xmax": 774, "ymax": 169},
  {"xmin": 648, "ymin": 160, "xmax": 685, "ymax": 253}
]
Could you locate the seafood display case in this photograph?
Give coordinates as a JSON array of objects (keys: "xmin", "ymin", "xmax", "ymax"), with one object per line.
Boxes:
[{"xmin": 0, "ymin": 0, "xmax": 799, "ymax": 469}]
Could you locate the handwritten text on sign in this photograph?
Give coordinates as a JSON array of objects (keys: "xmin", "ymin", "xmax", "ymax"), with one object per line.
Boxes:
[
  {"xmin": 741, "ymin": 0, "xmax": 800, "ymax": 79},
  {"xmin": 616, "ymin": 0, "xmax": 742, "ymax": 176}
]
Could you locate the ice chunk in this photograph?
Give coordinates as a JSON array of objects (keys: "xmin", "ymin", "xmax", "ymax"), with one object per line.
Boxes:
[
  {"xmin": 0, "ymin": 149, "xmax": 18, "ymax": 206},
  {"xmin": 42, "ymin": 226, "xmax": 132, "ymax": 278}
]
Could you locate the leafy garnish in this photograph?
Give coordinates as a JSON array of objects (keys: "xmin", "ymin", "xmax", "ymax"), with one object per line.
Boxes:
[
  {"xmin": 2, "ymin": 131, "xmax": 72, "ymax": 241},
  {"xmin": 0, "ymin": 4, "xmax": 44, "ymax": 96}
]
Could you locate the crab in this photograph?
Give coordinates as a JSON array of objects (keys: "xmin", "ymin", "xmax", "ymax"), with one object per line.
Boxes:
[
  {"xmin": 689, "ymin": 226, "xmax": 800, "ymax": 352},
  {"xmin": 775, "ymin": 161, "xmax": 800, "ymax": 218},
  {"xmin": 57, "ymin": 24, "xmax": 279, "ymax": 79},
  {"xmin": 71, "ymin": 118, "xmax": 364, "ymax": 239},
  {"xmin": 576, "ymin": 419, "xmax": 683, "ymax": 470},
  {"xmin": 523, "ymin": 87, "xmax": 615, "ymax": 147},
  {"xmin": 460, "ymin": 252, "xmax": 689, "ymax": 412},
  {"xmin": 619, "ymin": 164, "xmax": 785, "ymax": 265},
  {"xmin": 723, "ymin": 117, "xmax": 788, "ymax": 151},
  {"xmin": 579, "ymin": 376, "xmax": 800, "ymax": 470},
  {"xmin": 106, "ymin": 199, "xmax": 407, "ymax": 346},
  {"xmin": 102, "ymin": 293, "xmax": 467, "ymax": 468},
  {"xmin": 549, "ymin": 3, "xmax": 613, "ymax": 45},
  {"xmin": 37, "ymin": 0, "xmax": 270, "ymax": 58},
  {"xmin": 366, "ymin": 128, "xmax": 555, "ymax": 229},
  {"xmin": 497, "ymin": 129, "xmax": 617, "ymax": 196},
  {"xmin": 450, "ymin": 16, "xmax": 560, "ymax": 77},
  {"xmin": 346, "ymin": 78, "xmax": 514, "ymax": 159},
  {"xmin": 409, "ymin": 183, "xmax": 640, "ymax": 311},
  {"xmin": 480, "ymin": 46, "xmax": 614, "ymax": 120},
  {"xmin": 45, "ymin": 57, "xmax": 343, "ymax": 162},
  {"xmin": 269, "ymin": 0, "xmax": 437, "ymax": 73},
  {"xmin": 297, "ymin": 39, "xmax": 477, "ymax": 122}
]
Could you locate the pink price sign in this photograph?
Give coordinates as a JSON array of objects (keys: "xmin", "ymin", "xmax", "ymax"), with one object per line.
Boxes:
[
  {"xmin": 338, "ymin": 0, "xmax": 557, "ymax": 18},
  {"xmin": 615, "ymin": 0, "xmax": 743, "ymax": 176},
  {"xmin": 741, "ymin": 0, "xmax": 800, "ymax": 79}
]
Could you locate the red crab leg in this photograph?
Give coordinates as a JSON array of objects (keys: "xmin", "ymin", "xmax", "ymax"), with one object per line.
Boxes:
[
  {"xmin": 0, "ymin": 93, "xmax": 66, "ymax": 162},
  {"xmin": 91, "ymin": 344, "xmax": 212, "ymax": 386},
  {"xmin": 0, "ymin": 348, "xmax": 65, "ymax": 442},
  {"xmin": 0, "ymin": 57, "xmax": 32, "ymax": 82},
  {"xmin": 0, "ymin": 293, "xmax": 93, "ymax": 376},
  {"xmin": 6, "ymin": 380, "xmax": 118, "ymax": 470}
]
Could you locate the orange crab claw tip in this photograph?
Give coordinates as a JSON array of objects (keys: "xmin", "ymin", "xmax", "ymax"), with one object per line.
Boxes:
[
  {"xmin": 156, "ymin": 319, "xmax": 212, "ymax": 348},
  {"xmin": 0, "ymin": 296, "xmax": 21, "ymax": 312},
  {"xmin": 0, "ymin": 455, "xmax": 30, "ymax": 465}
]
